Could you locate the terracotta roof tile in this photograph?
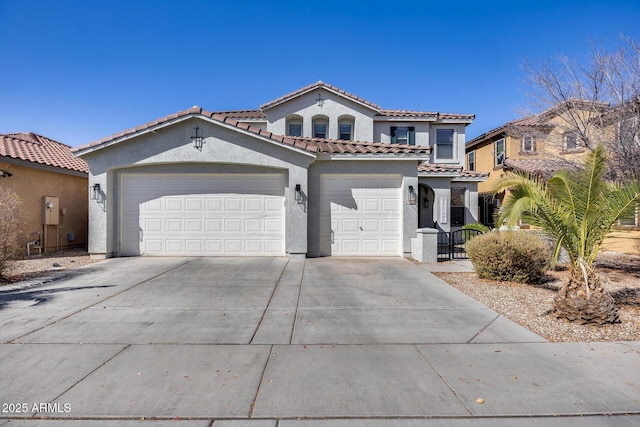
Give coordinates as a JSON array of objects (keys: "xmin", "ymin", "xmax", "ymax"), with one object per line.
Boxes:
[
  {"xmin": 289, "ymin": 136, "xmax": 430, "ymax": 155},
  {"xmin": 260, "ymin": 81, "xmax": 382, "ymax": 111},
  {"xmin": 1, "ymin": 132, "xmax": 88, "ymax": 174},
  {"xmin": 418, "ymin": 162, "xmax": 463, "ymax": 174},
  {"xmin": 418, "ymin": 162, "xmax": 488, "ymax": 178},
  {"xmin": 74, "ymin": 108, "xmax": 432, "ymax": 157},
  {"xmin": 503, "ymin": 158, "xmax": 580, "ymax": 179},
  {"xmin": 217, "ymin": 110, "xmax": 266, "ymax": 119}
]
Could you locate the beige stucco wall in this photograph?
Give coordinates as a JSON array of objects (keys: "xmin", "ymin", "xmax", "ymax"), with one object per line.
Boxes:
[
  {"xmin": 0, "ymin": 161, "xmax": 88, "ymax": 253},
  {"xmin": 602, "ymin": 230, "xmax": 640, "ymax": 255}
]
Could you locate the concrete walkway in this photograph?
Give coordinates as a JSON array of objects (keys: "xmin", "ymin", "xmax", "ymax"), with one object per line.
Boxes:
[{"xmin": 0, "ymin": 257, "xmax": 638, "ymax": 426}]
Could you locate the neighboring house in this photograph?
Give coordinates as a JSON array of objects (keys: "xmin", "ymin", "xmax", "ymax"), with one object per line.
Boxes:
[
  {"xmin": 466, "ymin": 101, "xmax": 608, "ymax": 226},
  {"xmin": 466, "ymin": 101, "xmax": 639, "ymax": 253},
  {"xmin": 73, "ymin": 81, "xmax": 486, "ymax": 259},
  {"xmin": 0, "ymin": 132, "xmax": 89, "ymax": 253}
]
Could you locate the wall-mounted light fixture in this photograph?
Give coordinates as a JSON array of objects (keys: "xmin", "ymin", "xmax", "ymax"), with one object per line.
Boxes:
[
  {"xmin": 295, "ymin": 184, "xmax": 303, "ymax": 204},
  {"xmin": 316, "ymin": 93, "xmax": 325, "ymax": 107},
  {"xmin": 408, "ymin": 185, "xmax": 417, "ymax": 205},
  {"xmin": 191, "ymin": 126, "xmax": 205, "ymax": 150},
  {"xmin": 91, "ymin": 183, "xmax": 101, "ymax": 201},
  {"xmin": 0, "ymin": 169, "xmax": 12, "ymax": 177}
]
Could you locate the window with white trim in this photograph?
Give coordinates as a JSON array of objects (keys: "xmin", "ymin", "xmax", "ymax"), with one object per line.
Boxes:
[
  {"xmin": 435, "ymin": 129, "xmax": 454, "ymax": 159},
  {"xmin": 521, "ymin": 135, "xmax": 535, "ymax": 152},
  {"xmin": 563, "ymin": 132, "xmax": 577, "ymax": 150},
  {"xmin": 390, "ymin": 126, "xmax": 415, "ymax": 145},
  {"xmin": 495, "ymin": 138, "xmax": 505, "ymax": 166},
  {"xmin": 467, "ymin": 151, "xmax": 475, "ymax": 171}
]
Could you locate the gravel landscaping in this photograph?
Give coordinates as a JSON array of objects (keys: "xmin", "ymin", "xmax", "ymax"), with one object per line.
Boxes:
[
  {"xmin": 2, "ymin": 249, "xmax": 639, "ymax": 342},
  {"xmin": 434, "ymin": 251, "xmax": 640, "ymax": 342}
]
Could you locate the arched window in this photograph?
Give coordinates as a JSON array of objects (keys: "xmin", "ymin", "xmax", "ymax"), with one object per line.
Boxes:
[
  {"xmin": 338, "ymin": 115, "xmax": 355, "ymax": 140},
  {"xmin": 286, "ymin": 115, "xmax": 303, "ymax": 137},
  {"xmin": 312, "ymin": 115, "xmax": 329, "ymax": 139}
]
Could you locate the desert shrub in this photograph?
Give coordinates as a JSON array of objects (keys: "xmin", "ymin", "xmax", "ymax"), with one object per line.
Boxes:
[
  {"xmin": 0, "ymin": 188, "xmax": 25, "ymax": 281},
  {"xmin": 466, "ymin": 231, "xmax": 551, "ymax": 284}
]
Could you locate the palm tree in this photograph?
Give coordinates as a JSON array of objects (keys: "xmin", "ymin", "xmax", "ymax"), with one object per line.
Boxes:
[{"xmin": 492, "ymin": 145, "xmax": 640, "ymax": 324}]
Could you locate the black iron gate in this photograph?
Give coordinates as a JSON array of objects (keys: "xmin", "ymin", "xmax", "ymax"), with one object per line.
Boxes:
[{"xmin": 437, "ymin": 229, "xmax": 483, "ymax": 261}]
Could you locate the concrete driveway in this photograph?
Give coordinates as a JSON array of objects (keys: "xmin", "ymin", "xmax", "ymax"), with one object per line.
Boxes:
[{"xmin": 1, "ymin": 257, "xmax": 639, "ymax": 426}]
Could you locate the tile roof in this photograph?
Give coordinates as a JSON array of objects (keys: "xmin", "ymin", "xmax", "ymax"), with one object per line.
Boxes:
[
  {"xmin": 503, "ymin": 158, "xmax": 580, "ymax": 179},
  {"xmin": 260, "ymin": 81, "xmax": 382, "ymax": 111},
  {"xmin": 73, "ymin": 107, "xmax": 431, "ymax": 157},
  {"xmin": 378, "ymin": 110, "xmax": 475, "ymax": 121},
  {"xmin": 216, "ymin": 110, "xmax": 265, "ymax": 119},
  {"xmin": 417, "ymin": 162, "xmax": 488, "ymax": 179},
  {"xmin": 1, "ymin": 132, "xmax": 88, "ymax": 174}
]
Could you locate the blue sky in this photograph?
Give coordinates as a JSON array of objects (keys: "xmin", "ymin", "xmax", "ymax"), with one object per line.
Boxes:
[{"xmin": 1, "ymin": 0, "xmax": 640, "ymax": 147}]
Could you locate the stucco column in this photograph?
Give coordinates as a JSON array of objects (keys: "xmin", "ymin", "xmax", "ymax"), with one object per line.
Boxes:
[
  {"xmin": 87, "ymin": 171, "xmax": 110, "ymax": 259},
  {"xmin": 288, "ymin": 166, "xmax": 308, "ymax": 257},
  {"xmin": 402, "ymin": 176, "xmax": 419, "ymax": 257},
  {"xmin": 411, "ymin": 228, "xmax": 439, "ymax": 263}
]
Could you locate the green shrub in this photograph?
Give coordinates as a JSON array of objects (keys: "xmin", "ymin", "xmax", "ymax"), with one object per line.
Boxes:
[
  {"xmin": 461, "ymin": 223, "xmax": 490, "ymax": 242},
  {"xmin": 466, "ymin": 231, "xmax": 551, "ymax": 284},
  {"xmin": 462, "ymin": 223, "xmax": 490, "ymax": 233}
]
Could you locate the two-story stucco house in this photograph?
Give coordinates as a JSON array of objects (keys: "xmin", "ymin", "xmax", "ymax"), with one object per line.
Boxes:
[
  {"xmin": 466, "ymin": 100, "xmax": 639, "ymax": 253},
  {"xmin": 73, "ymin": 81, "xmax": 486, "ymax": 259}
]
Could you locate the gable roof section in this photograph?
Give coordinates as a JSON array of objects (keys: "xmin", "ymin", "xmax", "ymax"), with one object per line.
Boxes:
[
  {"xmin": 73, "ymin": 107, "xmax": 431, "ymax": 158},
  {"xmin": 1, "ymin": 132, "xmax": 88, "ymax": 174},
  {"xmin": 260, "ymin": 81, "xmax": 382, "ymax": 112}
]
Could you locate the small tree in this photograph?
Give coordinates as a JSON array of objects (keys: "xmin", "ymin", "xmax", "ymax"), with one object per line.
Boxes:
[
  {"xmin": 521, "ymin": 35, "xmax": 640, "ymax": 181},
  {"xmin": 493, "ymin": 146, "xmax": 640, "ymax": 324},
  {"xmin": 0, "ymin": 188, "xmax": 25, "ymax": 281}
]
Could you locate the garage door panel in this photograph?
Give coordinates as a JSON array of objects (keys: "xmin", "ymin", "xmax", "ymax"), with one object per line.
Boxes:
[
  {"xmin": 205, "ymin": 198, "xmax": 222, "ymax": 211},
  {"xmin": 361, "ymin": 219, "xmax": 379, "ymax": 232},
  {"xmin": 205, "ymin": 218, "xmax": 222, "ymax": 232},
  {"xmin": 145, "ymin": 219, "xmax": 163, "ymax": 232},
  {"xmin": 121, "ymin": 174, "xmax": 285, "ymax": 256},
  {"xmin": 265, "ymin": 218, "xmax": 283, "ymax": 233},
  {"xmin": 185, "ymin": 198, "xmax": 203, "ymax": 211},
  {"xmin": 321, "ymin": 175, "xmax": 401, "ymax": 256}
]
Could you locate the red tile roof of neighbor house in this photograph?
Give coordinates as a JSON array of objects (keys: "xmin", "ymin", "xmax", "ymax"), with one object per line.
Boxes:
[
  {"xmin": 73, "ymin": 107, "xmax": 431, "ymax": 156},
  {"xmin": 503, "ymin": 158, "xmax": 580, "ymax": 179},
  {"xmin": 1, "ymin": 132, "xmax": 88, "ymax": 174}
]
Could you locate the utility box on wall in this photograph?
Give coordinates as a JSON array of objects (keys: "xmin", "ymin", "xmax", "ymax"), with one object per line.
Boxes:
[{"xmin": 42, "ymin": 196, "xmax": 60, "ymax": 225}]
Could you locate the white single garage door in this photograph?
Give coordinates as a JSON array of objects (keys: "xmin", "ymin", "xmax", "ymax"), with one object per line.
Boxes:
[
  {"xmin": 120, "ymin": 174, "xmax": 285, "ymax": 256},
  {"xmin": 320, "ymin": 174, "xmax": 402, "ymax": 256}
]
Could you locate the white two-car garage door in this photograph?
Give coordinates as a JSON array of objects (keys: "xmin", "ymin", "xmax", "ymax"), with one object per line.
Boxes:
[
  {"xmin": 320, "ymin": 175, "xmax": 402, "ymax": 256},
  {"xmin": 120, "ymin": 174, "xmax": 285, "ymax": 256}
]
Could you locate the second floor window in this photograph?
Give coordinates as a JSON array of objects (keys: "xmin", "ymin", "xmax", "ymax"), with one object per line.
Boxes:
[
  {"xmin": 563, "ymin": 132, "xmax": 577, "ymax": 150},
  {"xmin": 288, "ymin": 124, "xmax": 302, "ymax": 137},
  {"xmin": 467, "ymin": 151, "xmax": 475, "ymax": 171},
  {"xmin": 313, "ymin": 123, "xmax": 327, "ymax": 139},
  {"xmin": 339, "ymin": 123, "xmax": 352, "ymax": 140},
  {"xmin": 522, "ymin": 135, "xmax": 535, "ymax": 153},
  {"xmin": 436, "ymin": 129, "xmax": 454, "ymax": 160},
  {"xmin": 495, "ymin": 138, "xmax": 505, "ymax": 166},
  {"xmin": 390, "ymin": 126, "xmax": 415, "ymax": 145}
]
